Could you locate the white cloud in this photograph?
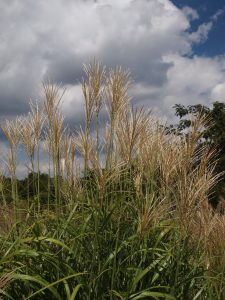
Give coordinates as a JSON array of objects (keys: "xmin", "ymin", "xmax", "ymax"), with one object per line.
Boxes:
[
  {"xmin": 60, "ymin": 84, "xmax": 84, "ymax": 120},
  {"xmin": 211, "ymin": 7, "xmax": 225, "ymax": 21},
  {"xmin": 211, "ymin": 83, "xmax": 225, "ymax": 101},
  {"xmin": 1, "ymin": 0, "xmax": 225, "ymax": 179},
  {"xmin": 188, "ymin": 21, "xmax": 213, "ymax": 44},
  {"xmin": 0, "ymin": 0, "xmax": 224, "ymax": 128},
  {"xmin": 0, "ymin": 0, "xmax": 190, "ymax": 118},
  {"xmin": 129, "ymin": 53, "xmax": 225, "ymax": 122},
  {"xmin": 182, "ymin": 6, "xmax": 199, "ymax": 21}
]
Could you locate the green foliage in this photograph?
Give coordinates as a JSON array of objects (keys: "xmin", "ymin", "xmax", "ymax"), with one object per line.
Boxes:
[
  {"xmin": 169, "ymin": 102, "xmax": 225, "ymax": 207},
  {"xmin": 0, "ymin": 166, "xmax": 224, "ymax": 298},
  {"xmin": 0, "ymin": 173, "xmax": 55, "ymax": 205},
  {"xmin": 0, "ymin": 200, "xmax": 209, "ymax": 299},
  {"xmin": 1, "ymin": 62, "xmax": 225, "ymax": 299}
]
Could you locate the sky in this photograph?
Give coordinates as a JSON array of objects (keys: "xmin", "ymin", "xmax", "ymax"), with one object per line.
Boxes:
[
  {"xmin": 0, "ymin": 0, "xmax": 225, "ymax": 121},
  {"xmin": 0, "ymin": 0, "xmax": 225, "ymax": 175},
  {"xmin": 171, "ymin": 0, "xmax": 225, "ymax": 56}
]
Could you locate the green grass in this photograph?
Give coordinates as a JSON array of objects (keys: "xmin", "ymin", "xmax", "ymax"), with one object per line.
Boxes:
[{"xmin": 0, "ymin": 60, "xmax": 225, "ymax": 299}]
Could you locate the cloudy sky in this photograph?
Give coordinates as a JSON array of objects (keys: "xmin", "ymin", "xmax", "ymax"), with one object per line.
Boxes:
[{"xmin": 0, "ymin": 0, "xmax": 225, "ymax": 124}]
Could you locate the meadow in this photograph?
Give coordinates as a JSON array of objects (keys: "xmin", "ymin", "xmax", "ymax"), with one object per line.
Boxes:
[{"xmin": 0, "ymin": 60, "xmax": 225, "ymax": 299}]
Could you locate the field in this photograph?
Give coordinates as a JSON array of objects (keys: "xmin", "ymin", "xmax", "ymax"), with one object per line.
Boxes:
[{"xmin": 0, "ymin": 61, "xmax": 225, "ymax": 299}]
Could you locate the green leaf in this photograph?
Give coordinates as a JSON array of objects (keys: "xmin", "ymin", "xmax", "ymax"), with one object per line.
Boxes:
[
  {"xmin": 0, "ymin": 288, "xmax": 15, "ymax": 300},
  {"xmin": 111, "ymin": 289, "xmax": 126, "ymax": 300},
  {"xmin": 24, "ymin": 273, "xmax": 86, "ymax": 300},
  {"xmin": 12, "ymin": 273, "xmax": 61, "ymax": 299},
  {"xmin": 69, "ymin": 284, "xmax": 83, "ymax": 300},
  {"xmin": 130, "ymin": 291, "xmax": 175, "ymax": 300},
  {"xmin": 131, "ymin": 256, "xmax": 164, "ymax": 291},
  {"xmin": 21, "ymin": 236, "xmax": 71, "ymax": 252}
]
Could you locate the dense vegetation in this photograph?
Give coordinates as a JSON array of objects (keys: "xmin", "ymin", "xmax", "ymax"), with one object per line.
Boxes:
[
  {"xmin": 168, "ymin": 102, "xmax": 225, "ymax": 207},
  {"xmin": 0, "ymin": 61, "xmax": 225, "ymax": 299}
]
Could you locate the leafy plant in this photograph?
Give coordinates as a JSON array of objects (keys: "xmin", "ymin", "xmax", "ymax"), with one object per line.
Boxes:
[{"xmin": 0, "ymin": 61, "xmax": 224, "ymax": 299}]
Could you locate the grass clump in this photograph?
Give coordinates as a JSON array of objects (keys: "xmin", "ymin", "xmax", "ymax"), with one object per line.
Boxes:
[{"xmin": 0, "ymin": 60, "xmax": 224, "ymax": 299}]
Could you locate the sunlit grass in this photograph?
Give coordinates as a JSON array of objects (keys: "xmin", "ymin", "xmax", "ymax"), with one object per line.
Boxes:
[{"xmin": 0, "ymin": 60, "xmax": 224, "ymax": 299}]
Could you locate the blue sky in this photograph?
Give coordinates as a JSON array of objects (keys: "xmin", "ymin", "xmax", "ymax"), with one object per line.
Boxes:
[
  {"xmin": 0, "ymin": 0, "xmax": 225, "ymax": 176},
  {"xmin": 172, "ymin": 0, "xmax": 225, "ymax": 56}
]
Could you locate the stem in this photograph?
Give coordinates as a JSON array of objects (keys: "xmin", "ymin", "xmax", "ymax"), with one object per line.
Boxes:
[
  {"xmin": 96, "ymin": 111, "xmax": 100, "ymax": 162},
  {"xmin": 10, "ymin": 145, "xmax": 18, "ymax": 220},
  {"xmin": 84, "ymin": 121, "xmax": 91, "ymax": 177},
  {"xmin": 53, "ymin": 148, "xmax": 61, "ymax": 216},
  {"xmin": 27, "ymin": 171, "xmax": 30, "ymax": 212},
  {"xmin": 106, "ymin": 116, "xmax": 114, "ymax": 171},
  {"xmin": 37, "ymin": 143, "xmax": 40, "ymax": 213},
  {"xmin": 48, "ymin": 157, "xmax": 51, "ymax": 212}
]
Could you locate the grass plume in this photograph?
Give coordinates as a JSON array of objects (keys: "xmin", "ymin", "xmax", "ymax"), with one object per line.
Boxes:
[{"xmin": 0, "ymin": 60, "xmax": 224, "ymax": 299}]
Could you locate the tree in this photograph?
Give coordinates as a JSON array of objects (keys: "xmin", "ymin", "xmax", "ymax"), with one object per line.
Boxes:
[{"xmin": 169, "ymin": 101, "xmax": 225, "ymax": 207}]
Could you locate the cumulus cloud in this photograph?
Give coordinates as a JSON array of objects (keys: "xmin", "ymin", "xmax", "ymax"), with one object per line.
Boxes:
[
  {"xmin": 0, "ymin": 0, "xmax": 224, "ymax": 125},
  {"xmin": 131, "ymin": 54, "xmax": 225, "ymax": 119},
  {"xmin": 211, "ymin": 82, "xmax": 225, "ymax": 101},
  {"xmin": 162, "ymin": 54, "xmax": 225, "ymax": 108},
  {"xmin": 1, "ymin": 0, "xmax": 225, "ymax": 177},
  {"xmin": 211, "ymin": 7, "xmax": 225, "ymax": 22},
  {"xmin": 188, "ymin": 22, "xmax": 213, "ymax": 44},
  {"xmin": 0, "ymin": 0, "xmax": 188, "ymax": 119},
  {"xmin": 182, "ymin": 6, "xmax": 199, "ymax": 21}
]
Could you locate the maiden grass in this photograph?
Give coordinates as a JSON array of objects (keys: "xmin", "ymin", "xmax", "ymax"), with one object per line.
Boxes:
[{"xmin": 0, "ymin": 60, "xmax": 224, "ymax": 299}]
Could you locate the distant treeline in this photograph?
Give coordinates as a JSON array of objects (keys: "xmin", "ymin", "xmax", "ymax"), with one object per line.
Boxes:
[
  {"xmin": 1, "ymin": 101, "xmax": 225, "ymax": 209},
  {"xmin": 0, "ymin": 173, "xmax": 54, "ymax": 204}
]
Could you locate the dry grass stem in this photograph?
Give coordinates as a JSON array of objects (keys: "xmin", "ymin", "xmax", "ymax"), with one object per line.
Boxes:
[
  {"xmin": 83, "ymin": 59, "xmax": 105, "ymax": 115},
  {"xmin": 106, "ymin": 67, "xmax": 131, "ymax": 123},
  {"xmin": 116, "ymin": 106, "xmax": 150, "ymax": 164}
]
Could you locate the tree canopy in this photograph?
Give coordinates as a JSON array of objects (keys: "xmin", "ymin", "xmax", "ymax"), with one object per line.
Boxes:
[{"xmin": 169, "ymin": 101, "xmax": 225, "ymax": 207}]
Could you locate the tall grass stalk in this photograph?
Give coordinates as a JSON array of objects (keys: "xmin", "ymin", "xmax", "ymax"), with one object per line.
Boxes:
[
  {"xmin": 29, "ymin": 101, "xmax": 45, "ymax": 213},
  {"xmin": 105, "ymin": 67, "xmax": 130, "ymax": 169},
  {"xmin": 43, "ymin": 82, "xmax": 65, "ymax": 215},
  {"xmin": 1, "ymin": 118, "xmax": 21, "ymax": 219},
  {"xmin": 0, "ymin": 60, "xmax": 225, "ymax": 299},
  {"xmin": 83, "ymin": 59, "xmax": 105, "ymax": 161}
]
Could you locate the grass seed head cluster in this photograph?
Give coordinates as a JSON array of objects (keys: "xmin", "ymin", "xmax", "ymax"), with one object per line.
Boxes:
[{"xmin": 0, "ymin": 60, "xmax": 224, "ymax": 299}]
